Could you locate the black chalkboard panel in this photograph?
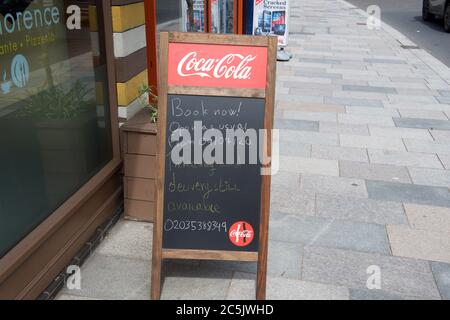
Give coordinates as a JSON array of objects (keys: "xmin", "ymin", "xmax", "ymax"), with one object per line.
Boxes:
[{"xmin": 162, "ymin": 94, "xmax": 265, "ymax": 252}]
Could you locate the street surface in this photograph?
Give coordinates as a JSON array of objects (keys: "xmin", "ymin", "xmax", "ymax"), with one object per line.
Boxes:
[{"xmin": 347, "ymin": 0, "xmax": 450, "ymax": 67}]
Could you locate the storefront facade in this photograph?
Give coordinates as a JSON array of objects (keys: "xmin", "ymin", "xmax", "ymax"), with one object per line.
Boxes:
[{"xmin": 0, "ymin": 0, "xmax": 247, "ymax": 299}]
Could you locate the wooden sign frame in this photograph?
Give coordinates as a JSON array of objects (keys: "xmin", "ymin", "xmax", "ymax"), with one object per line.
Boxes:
[{"xmin": 151, "ymin": 32, "xmax": 277, "ymax": 300}]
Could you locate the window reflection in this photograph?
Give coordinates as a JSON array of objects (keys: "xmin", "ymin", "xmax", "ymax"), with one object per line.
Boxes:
[{"xmin": 0, "ymin": 0, "xmax": 112, "ymax": 257}]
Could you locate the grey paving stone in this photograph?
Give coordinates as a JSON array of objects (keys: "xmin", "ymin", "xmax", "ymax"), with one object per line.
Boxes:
[
  {"xmin": 59, "ymin": 254, "xmax": 150, "ymax": 300},
  {"xmin": 279, "ymin": 141, "xmax": 312, "ymax": 157},
  {"xmin": 324, "ymin": 96, "xmax": 383, "ymax": 108},
  {"xmin": 343, "ymin": 85, "xmax": 397, "ymax": 94},
  {"xmin": 302, "ymin": 246, "xmax": 441, "ymax": 298},
  {"xmin": 389, "ymin": 95, "xmax": 438, "ymax": 104},
  {"xmin": 271, "ymin": 170, "xmax": 301, "ymax": 189},
  {"xmin": 404, "ymin": 139, "xmax": 450, "ymax": 155},
  {"xmin": 312, "ymin": 145, "xmax": 368, "ymax": 162},
  {"xmin": 295, "ymin": 70, "xmax": 343, "ymax": 79},
  {"xmin": 368, "ymin": 149, "xmax": 443, "ymax": 169},
  {"xmin": 320, "ymin": 121, "xmax": 369, "ymax": 135},
  {"xmin": 280, "ymin": 156, "xmax": 339, "ymax": 176},
  {"xmin": 300, "ymin": 174, "xmax": 368, "ymax": 198},
  {"xmin": 438, "ymin": 90, "xmax": 450, "ymax": 97},
  {"xmin": 226, "ymin": 272, "xmax": 349, "ymax": 300},
  {"xmin": 408, "ymin": 167, "xmax": 450, "ymax": 187},
  {"xmin": 438, "ymin": 154, "xmax": 450, "ymax": 169},
  {"xmin": 399, "ymin": 109, "xmax": 448, "ymax": 120},
  {"xmin": 271, "ymin": 184, "xmax": 316, "ymax": 216},
  {"xmin": 96, "ymin": 220, "xmax": 152, "ymax": 261},
  {"xmin": 431, "ymin": 129, "xmax": 450, "ymax": 142},
  {"xmin": 437, "ymin": 96, "xmax": 450, "ymax": 104},
  {"xmin": 394, "ymin": 118, "xmax": 450, "ymax": 131},
  {"xmin": 316, "ymin": 194, "xmax": 407, "ymax": 225},
  {"xmin": 274, "ymin": 119, "xmax": 319, "ymax": 131},
  {"xmin": 161, "ymin": 262, "xmax": 232, "ymax": 300},
  {"xmin": 269, "ymin": 213, "xmax": 390, "ymax": 254},
  {"xmin": 340, "ymin": 134, "xmax": 405, "ymax": 151},
  {"xmin": 283, "ymin": 110, "xmax": 338, "ymax": 122},
  {"xmin": 280, "ymin": 129, "xmax": 339, "ymax": 146},
  {"xmin": 431, "ymin": 262, "xmax": 450, "ymax": 300},
  {"xmin": 346, "ymin": 106, "xmax": 400, "ymax": 117},
  {"xmin": 299, "ymin": 57, "xmax": 342, "ymax": 64},
  {"xmin": 340, "ymin": 160, "xmax": 411, "ymax": 184},
  {"xmin": 364, "ymin": 58, "xmax": 406, "ymax": 64},
  {"xmin": 349, "ymin": 289, "xmax": 435, "ymax": 300},
  {"xmin": 366, "ymin": 180, "xmax": 450, "ymax": 207},
  {"xmin": 369, "ymin": 125, "xmax": 433, "ymax": 141},
  {"xmin": 267, "ymin": 241, "xmax": 303, "ymax": 279},
  {"xmin": 339, "ymin": 114, "xmax": 395, "ymax": 126}
]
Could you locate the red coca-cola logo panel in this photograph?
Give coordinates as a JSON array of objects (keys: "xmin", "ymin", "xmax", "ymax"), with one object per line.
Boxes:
[{"xmin": 168, "ymin": 43, "xmax": 268, "ymax": 89}]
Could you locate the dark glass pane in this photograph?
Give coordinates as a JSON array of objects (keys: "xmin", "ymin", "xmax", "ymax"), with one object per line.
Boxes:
[{"xmin": 0, "ymin": 0, "xmax": 113, "ymax": 257}]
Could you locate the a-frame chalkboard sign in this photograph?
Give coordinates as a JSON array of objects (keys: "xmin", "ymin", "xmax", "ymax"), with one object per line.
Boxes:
[{"xmin": 151, "ymin": 32, "xmax": 277, "ymax": 300}]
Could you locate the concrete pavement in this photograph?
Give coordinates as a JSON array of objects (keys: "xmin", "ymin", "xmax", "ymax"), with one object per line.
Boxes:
[{"xmin": 57, "ymin": 0, "xmax": 450, "ymax": 300}]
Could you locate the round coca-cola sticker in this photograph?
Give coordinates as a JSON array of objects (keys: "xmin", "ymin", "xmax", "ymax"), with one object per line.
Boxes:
[{"xmin": 228, "ymin": 221, "xmax": 254, "ymax": 247}]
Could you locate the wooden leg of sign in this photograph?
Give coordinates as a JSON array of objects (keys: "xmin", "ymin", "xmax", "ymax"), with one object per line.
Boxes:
[
  {"xmin": 256, "ymin": 249, "xmax": 268, "ymax": 300},
  {"xmin": 256, "ymin": 175, "xmax": 270, "ymax": 300},
  {"xmin": 151, "ymin": 216, "xmax": 163, "ymax": 299},
  {"xmin": 150, "ymin": 245, "xmax": 162, "ymax": 299}
]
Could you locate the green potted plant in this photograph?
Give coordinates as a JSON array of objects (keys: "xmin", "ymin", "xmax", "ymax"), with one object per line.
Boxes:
[{"xmin": 9, "ymin": 80, "xmax": 104, "ymax": 207}]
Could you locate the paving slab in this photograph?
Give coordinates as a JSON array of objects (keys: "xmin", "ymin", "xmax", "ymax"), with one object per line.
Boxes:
[
  {"xmin": 274, "ymin": 119, "xmax": 319, "ymax": 131},
  {"xmin": 430, "ymin": 129, "xmax": 450, "ymax": 143},
  {"xmin": 340, "ymin": 134, "xmax": 405, "ymax": 151},
  {"xmin": 404, "ymin": 138, "xmax": 450, "ymax": 155},
  {"xmin": 368, "ymin": 126, "xmax": 433, "ymax": 141},
  {"xmin": 398, "ymin": 109, "xmax": 448, "ymax": 121},
  {"xmin": 324, "ymin": 96, "xmax": 384, "ymax": 108},
  {"xmin": 302, "ymin": 246, "xmax": 440, "ymax": 298},
  {"xmin": 277, "ymin": 101, "xmax": 346, "ymax": 113},
  {"xmin": 404, "ymin": 204, "xmax": 450, "ymax": 233},
  {"xmin": 438, "ymin": 154, "xmax": 450, "ymax": 169},
  {"xmin": 311, "ymin": 145, "xmax": 368, "ymax": 162},
  {"xmin": 316, "ymin": 194, "xmax": 407, "ymax": 225},
  {"xmin": 394, "ymin": 118, "xmax": 450, "ymax": 131},
  {"xmin": 387, "ymin": 225, "xmax": 450, "ymax": 264},
  {"xmin": 342, "ymin": 84, "xmax": 397, "ymax": 94},
  {"xmin": 338, "ymin": 114, "xmax": 395, "ymax": 127},
  {"xmin": 349, "ymin": 289, "xmax": 435, "ymax": 300},
  {"xmin": 279, "ymin": 141, "xmax": 312, "ymax": 157},
  {"xmin": 368, "ymin": 149, "xmax": 443, "ymax": 169},
  {"xmin": 283, "ymin": 110, "xmax": 338, "ymax": 122},
  {"xmin": 407, "ymin": 167, "xmax": 450, "ymax": 187},
  {"xmin": 59, "ymin": 254, "xmax": 150, "ymax": 300},
  {"xmin": 270, "ymin": 185, "xmax": 315, "ymax": 216},
  {"xmin": 280, "ymin": 129, "xmax": 339, "ymax": 146},
  {"xmin": 96, "ymin": 220, "xmax": 152, "ymax": 261},
  {"xmin": 319, "ymin": 121, "xmax": 369, "ymax": 135},
  {"xmin": 431, "ymin": 262, "xmax": 450, "ymax": 300},
  {"xmin": 340, "ymin": 160, "xmax": 411, "ymax": 184},
  {"xmin": 226, "ymin": 272, "xmax": 349, "ymax": 300},
  {"xmin": 280, "ymin": 156, "xmax": 339, "ymax": 176},
  {"xmin": 271, "ymin": 170, "xmax": 301, "ymax": 190},
  {"xmin": 269, "ymin": 212, "xmax": 390, "ymax": 254},
  {"xmin": 161, "ymin": 262, "xmax": 232, "ymax": 300},
  {"xmin": 300, "ymin": 174, "xmax": 368, "ymax": 198},
  {"xmin": 366, "ymin": 180, "xmax": 450, "ymax": 207}
]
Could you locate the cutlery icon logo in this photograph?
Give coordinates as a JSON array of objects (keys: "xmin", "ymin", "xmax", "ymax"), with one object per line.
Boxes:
[{"xmin": 11, "ymin": 54, "xmax": 30, "ymax": 88}]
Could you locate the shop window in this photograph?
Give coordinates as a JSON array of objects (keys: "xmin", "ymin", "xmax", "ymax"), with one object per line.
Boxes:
[{"xmin": 0, "ymin": 0, "xmax": 113, "ymax": 257}]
